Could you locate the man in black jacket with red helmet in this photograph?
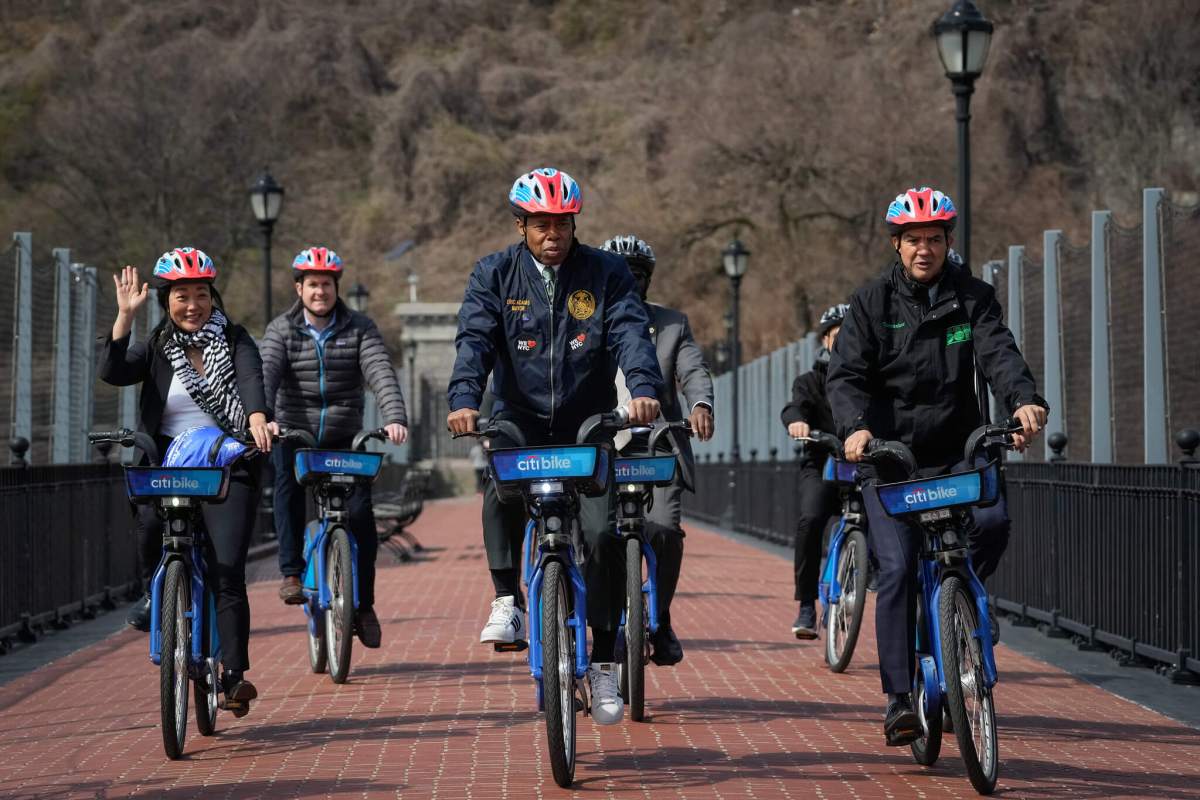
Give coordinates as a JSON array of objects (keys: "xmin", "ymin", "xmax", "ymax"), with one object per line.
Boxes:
[{"xmin": 828, "ymin": 187, "xmax": 1048, "ymax": 746}]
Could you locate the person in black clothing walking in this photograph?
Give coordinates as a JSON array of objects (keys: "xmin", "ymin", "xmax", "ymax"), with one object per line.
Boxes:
[{"xmin": 780, "ymin": 304, "xmax": 847, "ymax": 639}]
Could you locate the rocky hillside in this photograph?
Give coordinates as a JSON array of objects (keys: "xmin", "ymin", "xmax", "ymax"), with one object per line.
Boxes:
[{"xmin": 0, "ymin": 0, "xmax": 1196, "ymax": 355}]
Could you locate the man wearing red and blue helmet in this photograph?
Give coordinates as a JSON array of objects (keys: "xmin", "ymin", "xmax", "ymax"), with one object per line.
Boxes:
[
  {"xmin": 446, "ymin": 167, "xmax": 663, "ymax": 726},
  {"xmin": 261, "ymin": 246, "xmax": 409, "ymax": 649},
  {"xmin": 828, "ymin": 187, "xmax": 1048, "ymax": 746}
]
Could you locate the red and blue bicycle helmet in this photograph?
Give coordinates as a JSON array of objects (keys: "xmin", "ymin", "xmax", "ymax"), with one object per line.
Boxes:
[
  {"xmin": 509, "ymin": 168, "xmax": 582, "ymax": 217},
  {"xmin": 151, "ymin": 247, "xmax": 216, "ymax": 287},
  {"xmin": 292, "ymin": 246, "xmax": 344, "ymax": 282},
  {"xmin": 885, "ymin": 187, "xmax": 957, "ymax": 235}
]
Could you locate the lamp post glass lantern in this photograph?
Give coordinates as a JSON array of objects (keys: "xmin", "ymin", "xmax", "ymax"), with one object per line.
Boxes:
[
  {"xmin": 719, "ymin": 238, "xmax": 749, "ymax": 529},
  {"xmin": 347, "ymin": 282, "xmax": 371, "ymax": 314},
  {"xmin": 932, "ymin": 0, "xmax": 992, "ymax": 271},
  {"xmin": 249, "ymin": 168, "xmax": 284, "ymax": 326}
]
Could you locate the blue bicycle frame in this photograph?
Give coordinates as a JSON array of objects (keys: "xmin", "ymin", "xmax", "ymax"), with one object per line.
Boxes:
[
  {"xmin": 523, "ymin": 518, "xmax": 591, "ymax": 710},
  {"xmin": 817, "ymin": 456, "xmax": 863, "ymax": 612},
  {"xmin": 147, "ymin": 537, "xmax": 219, "ymax": 669},
  {"xmin": 301, "ymin": 517, "xmax": 361, "ymax": 638}
]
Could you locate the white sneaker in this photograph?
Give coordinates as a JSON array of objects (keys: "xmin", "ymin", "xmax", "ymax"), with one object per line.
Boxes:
[
  {"xmin": 479, "ymin": 595, "xmax": 525, "ymax": 644},
  {"xmin": 587, "ymin": 663, "xmax": 624, "ymax": 725}
]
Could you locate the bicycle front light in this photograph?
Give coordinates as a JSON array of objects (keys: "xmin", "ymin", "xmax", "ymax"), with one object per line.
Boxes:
[
  {"xmin": 545, "ymin": 516, "xmax": 563, "ymax": 533},
  {"xmin": 532, "ymin": 481, "xmax": 563, "ymax": 495}
]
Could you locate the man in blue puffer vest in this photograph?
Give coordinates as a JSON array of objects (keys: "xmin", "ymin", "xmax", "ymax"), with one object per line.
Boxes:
[
  {"xmin": 446, "ymin": 168, "xmax": 663, "ymax": 725},
  {"xmin": 262, "ymin": 246, "xmax": 408, "ymax": 649}
]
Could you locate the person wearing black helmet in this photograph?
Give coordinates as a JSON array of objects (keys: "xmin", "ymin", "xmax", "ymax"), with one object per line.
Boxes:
[
  {"xmin": 601, "ymin": 234, "xmax": 715, "ymax": 666},
  {"xmin": 779, "ymin": 303, "xmax": 847, "ymax": 639}
]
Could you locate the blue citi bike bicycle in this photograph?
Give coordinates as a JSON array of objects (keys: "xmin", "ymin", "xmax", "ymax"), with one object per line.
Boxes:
[
  {"xmin": 287, "ymin": 427, "xmax": 390, "ymax": 684},
  {"xmin": 88, "ymin": 428, "xmax": 247, "ymax": 760},
  {"xmin": 797, "ymin": 431, "xmax": 871, "ymax": 673},
  {"xmin": 454, "ymin": 410, "xmax": 628, "ymax": 788},
  {"xmin": 612, "ymin": 420, "xmax": 692, "ymax": 722},
  {"xmin": 863, "ymin": 419, "xmax": 1023, "ymax": 796}
]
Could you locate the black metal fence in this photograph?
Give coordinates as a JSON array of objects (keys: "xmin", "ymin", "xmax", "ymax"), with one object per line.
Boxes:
[
  {"xmin": 0, "ymin": 464, "xmax": 137, "ymax": 647},
  {"xmin": 686, "ymin": 456, "xmax": 1200, "ymax": 680}
]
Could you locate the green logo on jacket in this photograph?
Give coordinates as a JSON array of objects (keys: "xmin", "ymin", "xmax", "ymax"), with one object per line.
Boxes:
[
  {"xmin": 946, "ymin": 323, "xmax": 972, "ymax": 346},
  {"xmin": 882, "ymin": 321, "xmax": 906, "ymax": 330}
]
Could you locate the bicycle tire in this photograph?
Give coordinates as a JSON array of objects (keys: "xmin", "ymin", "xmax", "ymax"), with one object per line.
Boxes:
[
  {"xmin": 541, "ymin": 560, "xmax": 576, "ymax": 788},
  {"xmin": 939, "ymin": 575, "xmax": 999, "ymax": 794},
  {"xmin": 910, "ymin": 599, "xmax": 942, "ymax": 765},
  {"xmin": 160, "ymin": 560, "xmax": 190, "ymax": 759},
  {"xmin": 624, "ymin": 537, "xmax": 646, "ymax": 722},
  {"xmin": 307, "ymin": 601, "xmax": 328, "ymax": 674},
  {"xmin": 824, "ymin": 528, "xmax": 869, "ymax": 672},
  {"xmin": 325, "ymin": 528, "xmax": 355, "ymax": 684},
  {"xmin": 193, "ymin": 589, "xmax": 218, "ymax": 737}
]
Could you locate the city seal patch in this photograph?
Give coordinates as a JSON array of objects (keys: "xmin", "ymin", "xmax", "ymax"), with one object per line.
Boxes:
[{"xmin": 567, "ymin": 290, "xmax": 596, "ymax": 320}]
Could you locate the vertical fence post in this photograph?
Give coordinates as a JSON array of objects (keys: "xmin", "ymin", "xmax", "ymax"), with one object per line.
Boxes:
[
  {"xmin": 1090, "ymin": 211, "xmax": 1114, "ymax": 463},
  {"xmin": 1043, "ymin": 230, "xmax": 1065, "ymax": 461},
  {"xmin": 71, "ymin": 264, "xmax": 98, "ymax": 462},
  {"xmin": 1142, "ymin": 187, "xmax": 1168, "ymax": 463},
  {"xmin": 11, "ymin": 232, "xmax": 32, "ymax": 450},
  {"xmin": 51, "ymin": 248, "xmax": 73, "ymax": 463},
  {"xmin": 1007, "ymin": 246, "xmax": 1025, "ymax": 461},
  {"xmin": 982, "ymin": 260, "xmax": 1004, "ymax": 424}
]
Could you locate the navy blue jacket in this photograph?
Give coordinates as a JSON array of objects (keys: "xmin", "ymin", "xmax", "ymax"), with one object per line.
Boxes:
[{"xmin": 448, "ymin": 241, "xmax": 663, "ymax": 436}]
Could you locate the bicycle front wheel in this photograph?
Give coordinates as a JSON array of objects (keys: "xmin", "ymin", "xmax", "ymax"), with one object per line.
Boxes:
[
  {"xmin": 325, "ymin": 528, "xmax": 356, "ymax": 684},
  {"xmin": 193, "ymin": 590, "xmax": 218, "ymax": 737},
  {"xmin": 939, "ymin": 575, "xmax": 999, "ymax": 794},
  {"xmin": 624, "ymin": 537, "xmax": 646, "ymax": 722},
  {"xmin": 160, "ymin": 560, "xmax": 190, "ymax": 759},
  {"xmin": 307, "ymin": 601, "xmax": 328, "ymax": 674},
  {"xmin": 541, "ymin": 560, "xmax": 577, "ymax": 788},
  {"xmin": 825, "ymin": 528, "xmax": 869, "ymax": 673}
]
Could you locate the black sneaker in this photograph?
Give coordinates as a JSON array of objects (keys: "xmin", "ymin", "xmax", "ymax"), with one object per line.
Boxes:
[
  {"xmin": 649, "ymin": 625, "xmax": 684, "ymax": 666},
  {"xmin": 884, "ymin": 694, "xmax": 922, "ymax": 746},
  {"xmin": 791, "ymin": 602, "xmax": 818, "ymax": 640},
  {"xmin": 355, "ymin": 607, "xmax": 382, "ymax": 649},
  {"xmin": 126, "ymin": 593, "xmax": 151, "ymax": 632}
]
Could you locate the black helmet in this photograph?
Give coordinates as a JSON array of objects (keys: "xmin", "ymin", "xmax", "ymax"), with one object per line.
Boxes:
[
  {"xmin": 601, "ymin": 234, "xmax": 656, "ymax": 274},
  {"xmin": 818, "ymin": 303, "xmax": 849, "ymax": 336}
]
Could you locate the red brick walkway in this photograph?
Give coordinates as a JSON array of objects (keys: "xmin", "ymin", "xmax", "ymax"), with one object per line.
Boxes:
[{"xmin": 1, "ymin": 497, "xmax": 1197, "ymax": 799}]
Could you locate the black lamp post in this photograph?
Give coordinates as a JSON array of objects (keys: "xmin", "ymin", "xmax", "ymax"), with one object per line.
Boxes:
[
  {"xmin": 249, "ymin": 168, "xmax": 284, "ymax": 326},
  {"xmin": 933, "ymin": 0, "xmax": 993, "ymax": 271},
  {"xmin": 404, "ymin": 338, "xmax": 418, "ymax": 453},
  {"xmin": 347, "ymin": 281, "xmax": 371, "ymax": 314},
  {"xmin": 720, "ymin": 238, "xmax": 749, "ymax": 529}
]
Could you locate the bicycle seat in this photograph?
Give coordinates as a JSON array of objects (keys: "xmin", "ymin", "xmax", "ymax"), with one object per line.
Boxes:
[
  {"xmin": 125, "ymin": 467, "xmax": 230, "ymax": 504},
  {"xmin": 822, "ymin": 455, "xmax": 860, "ymax": 485},
  {"xmin": 488, "ymin": 443, "xmax": 611, "ymax": 501},
  {"xmin": 613, "ymin": 455, "xmax": 676, "ymax": 488},
  {"xmin": 875, "ymin": 460, "xmax": 1001, "ymax": 520},
  {"xmin": 293, "ymin": 449, "xmax": 384, "ymax": 485}
]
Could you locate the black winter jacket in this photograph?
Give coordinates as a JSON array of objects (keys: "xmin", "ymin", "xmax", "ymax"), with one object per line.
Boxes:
[
  {"xmin": 261, "ymin": 299, "xmax": 407, "ymax": 447},
  {"xmin": 780, "ymin": 357, "xmax": 837, "ymax": 469},
  {"xmin": 447, "ymin": 240, "xmax": 663, "ymax": 438},
  {"xmin": 98, "ymin": 323, "xmax": 268, "ymax": 441},
  {"xmin": 828, "ymin": 261, "xmax": 1046, "ymax": 472}
]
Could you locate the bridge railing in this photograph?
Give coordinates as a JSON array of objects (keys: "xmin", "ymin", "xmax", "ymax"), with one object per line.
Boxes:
[{"xmin": 685, "ymin": 455, "xmax": 1200, "ymax": 682}]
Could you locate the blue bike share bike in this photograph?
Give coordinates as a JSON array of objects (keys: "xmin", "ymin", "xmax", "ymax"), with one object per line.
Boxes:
[
  {"xmin": 797, "ymin": 431, "xmax": 871, "ymax": 673},
  {"xmin": 613, "ymin": 420, "xmax": 692, "ymax": 722},
  {"xmin": 88, "ymin": 427, "xmax": 249, "ymax": 760},
  {"xmin": 863, "ymin": 419, "xmax": 1023, "ymax": 796},
  {"xmin": 287, "ymin": 428, "xmax": 390, "ymax": 684},
  {"xmin": 454, "ymin": 410, "xmax": 628, "ymax": 788}
]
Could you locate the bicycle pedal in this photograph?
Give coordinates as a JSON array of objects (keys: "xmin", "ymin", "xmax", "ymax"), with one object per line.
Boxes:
[{"xmin": 493, "ymin": 640, "xmax": 528, "ymax": 653}]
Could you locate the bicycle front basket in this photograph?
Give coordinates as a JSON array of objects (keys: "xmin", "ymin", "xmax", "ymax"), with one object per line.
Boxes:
[
  {"xmin": 822, "ymin": 455, "xmax": 859, "ymax": 485},
  {"xmin": 489, "ymin": 443, "xmax": 611, "ymax": 499},
  {"xmin": 875, "ymin": 465, "xmax": 995, "ymax": 518},
  {"xmin": 125, "ymin": 467, "xmax": 230, "ymax": 503},
  {"xmin": 293, "ymin": 449, "xmax": 384, "ymax": 485},
  {"xmin": 614, "ymin": 455, "xmax": 677, "ymax": 487}
]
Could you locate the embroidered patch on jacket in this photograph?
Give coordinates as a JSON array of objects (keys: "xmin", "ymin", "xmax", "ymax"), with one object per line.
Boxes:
[
  {"xmin": 567, "ymin": 290, "xmax": 596, "ymax": 320},
  {"xmin": 946, "ymin": 323, "xmax": 972, "ymax": 345},
  {"xmin": 569, "ymin": 333, "xmax": 586, "ymax": 351},
  {"xmin": 506, "ymin": 298, "xmax": 531, "ymax": 312},
  {"xmin": 882, "ymin": 321, "xmax": 906, "ymax": 330},
  {"xmin": 515, "ymin": 338, "xmax": 538, "ymax": 353}
]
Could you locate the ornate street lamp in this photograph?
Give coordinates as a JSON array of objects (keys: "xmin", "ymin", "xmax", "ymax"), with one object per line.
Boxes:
[
  {"xmin": 720, "ymin": 238, "xmax": 750, "ymax": 530},
  {"xmin": 933, "ymin": 0, "xmax": 993, "ymax": 271},
  {"xmin": 347, "ymin": 281, "xmax": 371, "ymax": 314},
  {"xmin": 249, "ymin": 168, "xmax": 284, "ymax": 325}
]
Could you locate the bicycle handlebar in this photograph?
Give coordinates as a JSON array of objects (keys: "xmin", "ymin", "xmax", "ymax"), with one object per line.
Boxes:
[
  {"xmin": 450, "ymin": 418, "xmax": 529, "ymax": 448},
  {"xmin": 88, "ymin": 429, "xmax": 160, "ymax": 465},
  {"xmin": 862, "ymin": 438, "xmax": 919, "ymax": 477},
  {"xmin": 792, "ymin": 430, "xmax": 844, "ymax": 458},
  {"xmin": 962, "ymin": 418, "xmax": 1025, "ymax": 464},
  {"xmin": 647, "ymin": 420, "xmax": 693, "ymax": 456},
  {"xmin": 352, "ymin": 428, "xmax": 388, "ymax": 452}
]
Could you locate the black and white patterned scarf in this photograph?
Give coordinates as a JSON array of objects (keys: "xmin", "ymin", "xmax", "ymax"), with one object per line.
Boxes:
[{"xmin": 161, "ymin": 308, "xmax": 247, "ymax": 433}]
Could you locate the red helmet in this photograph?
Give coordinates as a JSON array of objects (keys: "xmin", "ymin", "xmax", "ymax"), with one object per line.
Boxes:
[
  {"xmin": 885, "ymin": 187, "xmax": 957, "ymax": 234},
  {"xmin": 151, "ymin": 247, "xmax": 216, "ymax": 287},
  {"xmin": 292, "ymin": 246, "xmax": 344, "ymax": 280},
  {"xmin": 508, "ymin": 168, "xmax": 582, "ymax": 217}
]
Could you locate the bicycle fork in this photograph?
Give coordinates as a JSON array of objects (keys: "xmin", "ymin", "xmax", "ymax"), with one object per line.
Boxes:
[{"xmin": 527, "ymin": 547, "xmax": 589, "ymax": 709}]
